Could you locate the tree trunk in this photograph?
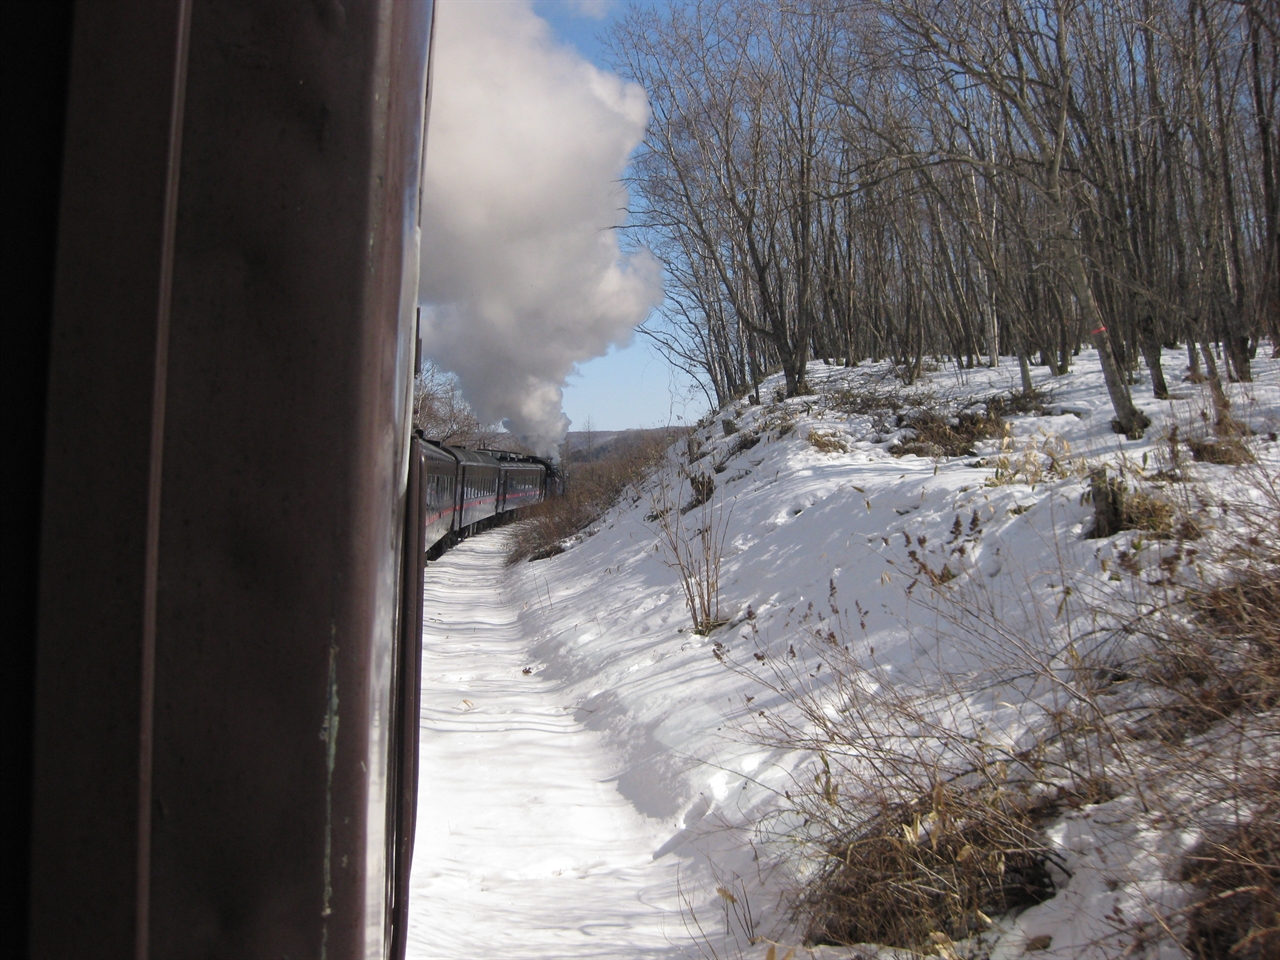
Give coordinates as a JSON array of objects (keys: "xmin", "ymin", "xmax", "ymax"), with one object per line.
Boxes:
[
  {"xmin": 1018, "ymin": 351, "xmax": 1034, "ymax": 395},
  {"xmin": 984, "ymin": 284, "xmax": 998, "ymax": 368},
  {"xmin": 1070, "ymin": 254, "xmax": 1148, "ymax": 437},
  {"xmin": 1088, "ymin": 468, "xmax": 1126, "ymax": 539},
  {"xmin": 1090, "ymin": 327, "xmax": 1149, "ymax": 438},
  {"xmin": 1200, "ymin": 337, "xmax": 1235, "ymax": 434},
  {"xmin": 1138, "ymin": 312, "xmax": 1169, "ymax": 400}
]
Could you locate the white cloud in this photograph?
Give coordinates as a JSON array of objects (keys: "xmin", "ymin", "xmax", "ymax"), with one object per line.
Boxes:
[{"xmin": 419, "ymin": 0, "xmax": 662, "ymax": 456}]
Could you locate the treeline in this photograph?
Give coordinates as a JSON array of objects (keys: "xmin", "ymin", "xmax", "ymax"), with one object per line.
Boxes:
[{"xmin": 610, "ymin": 0, "xmax": 1278, "ymax": 436}]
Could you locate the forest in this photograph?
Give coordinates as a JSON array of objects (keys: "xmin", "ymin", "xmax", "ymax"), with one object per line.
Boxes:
[{"xmin": 609, "ymin": 0, "xmax": 1278, "ymax": 439}]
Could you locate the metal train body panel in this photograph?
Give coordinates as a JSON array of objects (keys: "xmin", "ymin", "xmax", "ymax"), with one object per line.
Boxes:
[
  {"xmin": 420, "ymin": 441, "xmax": 459, "ymax": 550},
  {"xmin": 498, "ymin": 462, "xmax": 546, "ymax": 513},
  {"xmin": 26, "ymin": 2, "xmax": 436, "ymax": 957},
  {"xmin": 533, "ymin": 456, "xmax": 567, "ymax": 498},
  {"xmin": 443, "ymin": 446, "xmax": 501, "ymax": 531},
  {"xmin": 21, "ymin": 6, "xmax": 550, "ymax": 948}
]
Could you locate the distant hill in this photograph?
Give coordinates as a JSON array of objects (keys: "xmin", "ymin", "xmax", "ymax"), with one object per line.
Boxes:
[{"xmin": 560, "ymin": 426, "xmax": 689, "ymax": 464}]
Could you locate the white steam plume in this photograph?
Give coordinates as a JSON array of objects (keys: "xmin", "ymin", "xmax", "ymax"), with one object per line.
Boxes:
[{"xmin": 419, "ymin": 0, "xmax": 662, "ymax": 457}]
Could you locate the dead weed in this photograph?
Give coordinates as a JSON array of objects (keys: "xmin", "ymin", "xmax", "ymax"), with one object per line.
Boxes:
[{"xmin": 1181, "ymin": 806, "xmax": 1280, "ymax": 960}]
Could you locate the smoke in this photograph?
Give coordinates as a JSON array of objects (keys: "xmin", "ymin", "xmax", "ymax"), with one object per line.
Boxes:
[{"xmin": 418, "ymin": 0, "xmax": 662, "ymax": 457}]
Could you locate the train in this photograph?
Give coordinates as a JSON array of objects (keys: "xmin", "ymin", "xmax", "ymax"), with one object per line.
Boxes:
[{"xmin": 414, "ymin": 438, "xmax": 562, "ymax": 554}]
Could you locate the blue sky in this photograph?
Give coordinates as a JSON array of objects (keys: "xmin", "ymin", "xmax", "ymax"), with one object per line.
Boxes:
[{"xmin": 530, "ymin": 0, "xmax": 707, "ymax": 431}]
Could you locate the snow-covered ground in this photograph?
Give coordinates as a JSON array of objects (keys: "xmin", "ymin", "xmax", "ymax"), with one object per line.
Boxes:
[
  {"xmin": 406, "ymin": 534, "xmax": 686, "ymax": 958},
  {"xmin": 407, "ymin": 345, "xmax": 1280, "ymax": 960}
]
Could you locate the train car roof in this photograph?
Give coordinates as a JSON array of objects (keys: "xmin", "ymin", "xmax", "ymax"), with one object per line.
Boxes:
[
  {"xmin": 419, "ymin": 440, "xmax": 458, "ymax": 464},
  {"xmin": 440, "ymin": 445, "xmax": 501, "ymax": 468}
]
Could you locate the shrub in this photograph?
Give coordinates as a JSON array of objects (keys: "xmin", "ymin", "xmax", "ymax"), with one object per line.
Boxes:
[
  {"xmin": 647, "ymin": 469, "xmax": 731, "ymax": 635},
  {"xmin": 892, "ymin": 408, "xmax": 1004, "ymax": 459},
  {"xmin": 719, "ymin": 597, "xmax": 1087, "ymax": 957},
  {"xmin": 827, "ymin": 384, "xmax": 904, "ymax": 417},
  {"xmin": 800, "ymin": 775, "xmax": 1060, "ymax": 949}
]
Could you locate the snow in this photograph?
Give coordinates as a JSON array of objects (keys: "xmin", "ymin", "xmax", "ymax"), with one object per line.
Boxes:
[
  {"xmin": 407, "ymin": 533, "xmax": 686, "ymax": 957},
  {"xmin": 407, "ymin": 345, "xmax": 1280, "ymax": 959}
]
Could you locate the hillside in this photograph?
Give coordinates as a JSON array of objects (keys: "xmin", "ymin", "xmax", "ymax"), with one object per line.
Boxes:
[{"xmin": 410, "ymin": 346, "xmax": 1279, "ymax": 960}]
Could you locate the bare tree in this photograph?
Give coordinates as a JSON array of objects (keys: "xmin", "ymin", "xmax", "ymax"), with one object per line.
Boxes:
[{"xmin": 413, "ymin": 361, "xmax": 503, "ymax": 447}]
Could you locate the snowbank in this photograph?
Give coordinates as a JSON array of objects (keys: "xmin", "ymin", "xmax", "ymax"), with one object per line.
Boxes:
[{"xmin": 417, "ymin": 344, "xmax": 1280, "ymax": 959}]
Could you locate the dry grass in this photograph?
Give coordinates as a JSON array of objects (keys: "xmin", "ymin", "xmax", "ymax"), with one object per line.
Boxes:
[
  {"xmin": 1135, "ymin": 467, "xmax": 1280, "ymax": 739},
  {"xmin": 1121, "ymin": 489, "xmax": 1178, "ymax": 535},
  {"xmin": 891, "ymin": 390, "xmax": 1047, "ymax": 460},
  {"xmin": 723, "ymin": 602, "xmax": 1087, "ymax": 956},
  {"xmin": 892, "ymin": 408, "xmax": 1004, "ymax": 459},
  {"xmin": 807, "ymin": 429, "xmax": 850, "ymax": 454},
  {"xmin": 685, "ymin": 473, "xmax": 716, "ymax": 513},
  {"xmin": 1171, "ymin": 406, "xmax": 1258, "ymax": 467},
  {"xmin": 1186, "ymin": 435, "xmax": 1256, "ymax": 466},
  {"xmin": 1180, "ymin": 806, "xmax": 1280, "ymax": 960},
  {"xmin": 826, "ymin": 384, "xmax": 906, "ymax": 417},
  {"xmin": 800, "ymin": 777, "xmax": 1062, "ymax": 949},
  {"xmin": 1099, "ymin": 462, "xmax": 1280, "ymax": 959},
  {"xmin": 1140, "ymin": 522, "xmax": 1280, "ymax": 960},
  {"xmin": 714, "ymin": 432, "xmax": 763, "ymax": 473},
  {"xmin": 985, "ymin": 430, "xmax": 1077, "ymax": 488},
  {"xmin": 756, "ymin": 406, "xmax": 800, "ymax": 440},
  {"xmin": 1086, "ymin": 475, "xmax": 1183, "ymax": 539},
  {"xmin": 647, "ymin": 468, "xmax": 732, "ymax": 635}
]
